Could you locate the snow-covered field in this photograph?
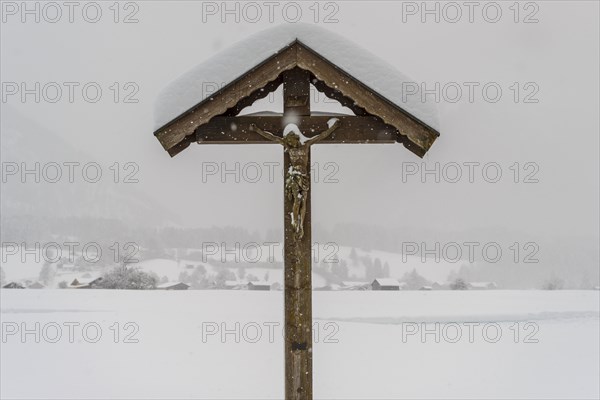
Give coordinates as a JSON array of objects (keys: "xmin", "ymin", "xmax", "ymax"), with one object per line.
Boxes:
[{"xmin": 1, "ymin": 290, "xmax": 598, "ymax": 399}]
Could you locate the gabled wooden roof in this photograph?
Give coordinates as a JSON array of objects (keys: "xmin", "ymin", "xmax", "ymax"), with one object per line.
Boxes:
[{"xmin": 154, "ymin": 40, "xmax": 439, "ymax": 158}]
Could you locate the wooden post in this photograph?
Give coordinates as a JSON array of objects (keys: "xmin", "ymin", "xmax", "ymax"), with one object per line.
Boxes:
[
  {"xmin": 154, "ymin": 39, "xmax": 441, "ymax": 400},
  {"xmin": 283, "ymin": 68, "xmax": 313, "ymax": 400}
]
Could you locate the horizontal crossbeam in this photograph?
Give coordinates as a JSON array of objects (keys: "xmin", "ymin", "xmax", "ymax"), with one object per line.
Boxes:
[{"xmin": 196, "ymin": 116, "xmax": 399, "ymax": 144}]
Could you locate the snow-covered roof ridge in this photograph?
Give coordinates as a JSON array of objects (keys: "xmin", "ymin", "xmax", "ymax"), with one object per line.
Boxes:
[
  {"xmin": 154, "ymin": 23, "xmax": 439, "ymax": 132},
  {"xmin": 250, "ymin": 280, "xmax": 279, "ymax": 285},
  {"xmin": 156, "ymin": 281, "xmax": 189, "ymax": 288},
  {"xmin": 373, "ymin": 278, "xmax": 401, "ymax": 286}
]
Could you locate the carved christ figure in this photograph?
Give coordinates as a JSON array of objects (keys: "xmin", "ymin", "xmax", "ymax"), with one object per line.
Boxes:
[{"xmin": 249, "ymin": 119, "xmax": 341, "ymax": 239}]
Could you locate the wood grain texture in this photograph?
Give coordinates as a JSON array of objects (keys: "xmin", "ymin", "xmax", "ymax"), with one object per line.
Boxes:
[
  {"xmin": 154, "ymin": 41, "xmax": 439, "ymax": 158},
  {"xmin": 155, "ymin": 39, "xmax": 443, "ymax": 400},
  {"xmin": 155, "ymin": 43, "xmax": 297, "ymax": 154},
  {"xmin": 296, "ymin": 43, "xmax": 439, "ymax": 157},
  {"xmin": 196, "ymin": 116, "xmax": 398, "ymax": 145},
  {"xmin": 282, "ymin": 68, "xmax": 313, "ymax": 400}
]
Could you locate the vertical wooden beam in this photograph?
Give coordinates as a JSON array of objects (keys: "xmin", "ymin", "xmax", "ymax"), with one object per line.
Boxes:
[
  {"xmin": 284, "ymin": 67, "xmax": 311, "ymax": 117},
  {"xmin": 283, "ymin": 67, "xmax": 313, "ymax": 400}
]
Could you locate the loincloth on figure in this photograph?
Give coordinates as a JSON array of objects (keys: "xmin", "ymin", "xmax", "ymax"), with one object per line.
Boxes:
[{"xmin": 285, "ymin": 167, "xmax": 309, "ymax": 201}]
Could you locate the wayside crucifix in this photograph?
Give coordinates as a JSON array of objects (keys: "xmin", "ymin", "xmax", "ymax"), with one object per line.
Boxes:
[{"xmin": 153, "ymin": 26, "xmax": 439, "ymax": 400}]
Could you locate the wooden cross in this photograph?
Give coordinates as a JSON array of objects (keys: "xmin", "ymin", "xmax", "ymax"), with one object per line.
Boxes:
[{"xmin": 154, "ymin": 40, "xmax": 439, "ymax": 400}]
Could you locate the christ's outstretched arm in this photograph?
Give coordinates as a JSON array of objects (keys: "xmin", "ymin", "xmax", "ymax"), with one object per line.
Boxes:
[
  {"xmin": 249, "ymin": 123, "xmax": 284, "ymax": 145},
  {"xmin": 305, "ymin": 119, "xmax": 341, "ymax": 146}
]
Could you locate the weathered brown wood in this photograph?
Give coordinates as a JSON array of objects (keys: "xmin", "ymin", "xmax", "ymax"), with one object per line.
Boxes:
[
  {"xmin": 155, "ymin": 41, "xmax": 439, "ymax": 158},
  {"xmin": 154, "ymin": 43, "xmax": 297, "ymax": 155},
  {"xmin": 282, "ymin": 69, "xmax": 313, "ymax": 400},
  {"xmin": 196, "ymin": 116, "xmax": 398, "ymax": 145},
  {"xmin": 222, "ymin": 76, "xmax": 283, "ymax": 117},
  {"xmin": 296, "ymin": 42, "xmax": 439, "ymax": 157},
  {"xmin": 284, "ymin": 67, "xmax": 311, "ymax": 116},
  {"xmin": 166, "ymin": 135, "xmax": 194, "ymax": 157},
  {"xmin": 310, "ymin": 76, "xmax": 369, "ymax": 117},
  {"xmin": 153, "ymin": 29, "xmax": 445, "ymax": 400}
]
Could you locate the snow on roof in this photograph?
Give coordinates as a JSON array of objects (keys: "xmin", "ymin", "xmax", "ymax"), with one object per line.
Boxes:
[
  {"xmin": 157, "ymin": 281, "xmax": 189, "ymax": 289},
  {"xmin": 154, "ymin": 23, "xmax": 438, "ymax": 132},
  {"xmin": 372, "ymin": 278, "xmax": 400, "ymax": 286},
  {"xmin": 2, "ymin": 282, "xmax": 25, "ymax": 288},
  {"xmin": 249, "ymin": 280, "xmax": 279, "ymax": 286},
  {"xmin": 71, "ymin": 277, "xmax": 101, "ymax": 285}
]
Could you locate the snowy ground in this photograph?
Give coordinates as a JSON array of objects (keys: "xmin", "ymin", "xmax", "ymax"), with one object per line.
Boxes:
[{"xmin": 1, "ymin": 290, "xmax": 598, "ymax": 399}]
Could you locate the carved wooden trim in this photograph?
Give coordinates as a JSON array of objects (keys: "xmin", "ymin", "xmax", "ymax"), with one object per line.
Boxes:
[
  {"xmin": 296, "ymin": 42, "xmax": 439, "ymax": 157},
  {"xmin": 155, "ymin": 43, "xmax": 297, "ymax": 154},
  {"xmin": 155, "ymin": 40, "xmax": 440, "ymax": 158}
]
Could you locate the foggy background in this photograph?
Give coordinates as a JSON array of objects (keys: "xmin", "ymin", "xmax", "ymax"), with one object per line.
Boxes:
[{"xmin": 1, "ymin": 1, "xmax": 598, "ymax": 288}]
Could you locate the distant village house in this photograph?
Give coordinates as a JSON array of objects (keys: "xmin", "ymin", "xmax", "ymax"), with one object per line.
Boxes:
[
  {"xmin": 157, "ymin": 282, "xmax": 190, "ymax": 290},
  {"xmin": 371, "ymin": 278, "xmax": 401, "ymax": 291},
  {"xmin": 27, "ymin": 281, "xmax": 45, "ymax": 289},
  {"xmin": 69, "ymin": 277, "xmax": 103, "ymax": 289},
  {"xmin": 2, "ymin": 282, "xmax": 25, "ymax": 289},
  {"xmin": 248, "ymin": 281, "xmax": 281, "ymax": 291}
]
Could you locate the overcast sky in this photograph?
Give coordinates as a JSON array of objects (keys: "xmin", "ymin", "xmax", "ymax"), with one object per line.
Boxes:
[{"xmin": 1, "ymin": 1, "xmax": 598, "ymax": 244}]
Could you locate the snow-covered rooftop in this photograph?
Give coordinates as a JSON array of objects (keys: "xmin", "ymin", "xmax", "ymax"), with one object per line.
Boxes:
[
  {"xmin": 249, "ymin": 280, "xmax": 279, "ymax": 286},
  {"xmin": 157, "ymin": 281, "xmax": 189, "ymax": 289},
  {"xmin": 154, "ymin": 23, "xmax": 438, "ymax": 132},
  {"xmin": 372, "ymin": 278, "xmax": 401, "ymax": 286},
  {"xmin": 71, "ymin": 277, "xmax": 101, "ymax": 285}
]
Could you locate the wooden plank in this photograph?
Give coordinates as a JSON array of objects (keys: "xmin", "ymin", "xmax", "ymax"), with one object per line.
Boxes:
[
  {"xmin": 284, "ymin": 67, "xmax": 311, "ymax": 116},
  {"xmin": 196, "ymin": 116, "xmax": 397, "ymax": 144},
  {"xmin": 296, "ymin": 42, "xmax": 439, "ymax": 157},
  {"xmin": 222, "ymin": 76, "xmax": 283, "ymax": 117},
  {"xmin": 155, "ymin": 40, "xmax": 440, "ymax": 158},
  {"xmin": 282, "ymin": 68, "xmax": 313, "ymax": 400},
  {"xmin": 154, "ymin": 43, "xmax": 297, "ymax": 153},
  {"xmin": 311, "ymin": 77, "xmax": 369, "ymax": 116},
  {"xmin": 166, "ymin": 135, "xmax": 193, "ymax": 157}
]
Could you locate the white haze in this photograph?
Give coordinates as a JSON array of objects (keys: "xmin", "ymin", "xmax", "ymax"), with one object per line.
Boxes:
[{"xmin": 1, "ymin": 2, "xmax": 598, "ymax": 288}]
